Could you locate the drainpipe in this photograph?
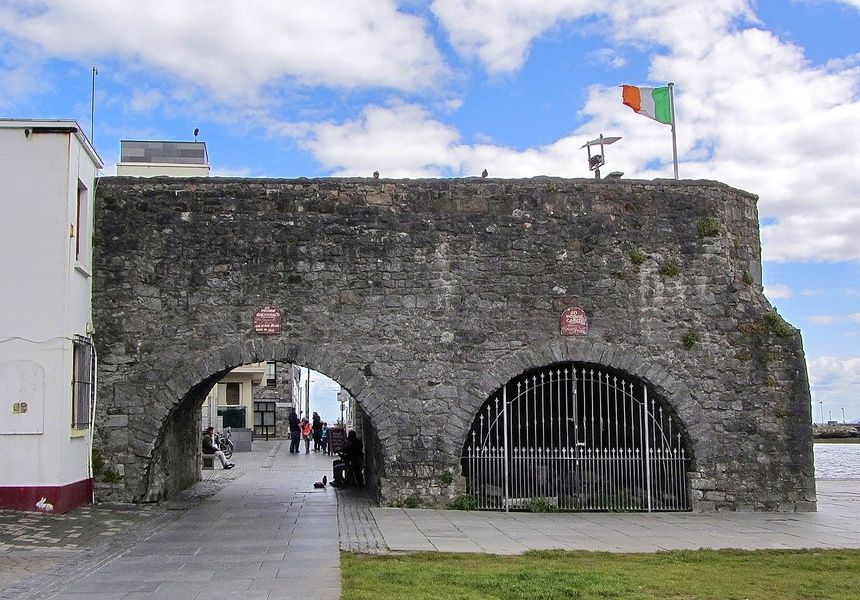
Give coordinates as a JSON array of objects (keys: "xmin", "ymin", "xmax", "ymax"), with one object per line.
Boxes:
[{"xmin": 88, "ymin": 341, "xmax": 98, "ymax": 504}]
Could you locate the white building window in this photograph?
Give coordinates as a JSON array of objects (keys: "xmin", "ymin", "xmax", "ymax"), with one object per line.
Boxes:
[
  {"xmin": 266, "ymin": 361, "xmax": 277, "ymax": 387},
  {"xmin": 72, "ymin": 339, "xmax": 94, "ymax": 428},
  {"xmin": 75, "ymin": 180, "xmax": 89, "ymax": 265},
  {"xmin": 225, "ymin": 382, "xmax": 241, "ymax": 405}
]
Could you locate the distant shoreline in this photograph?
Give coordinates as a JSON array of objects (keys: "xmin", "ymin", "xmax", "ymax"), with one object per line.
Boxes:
[{"xmin": 812, "ymin": 424, "xmax": 859, "ymax": 442}]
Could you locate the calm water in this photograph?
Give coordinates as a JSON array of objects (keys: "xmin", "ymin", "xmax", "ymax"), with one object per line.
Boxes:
[{"xmin": 814, "ymin": 443, "xmax": 860, "ymax": 479}]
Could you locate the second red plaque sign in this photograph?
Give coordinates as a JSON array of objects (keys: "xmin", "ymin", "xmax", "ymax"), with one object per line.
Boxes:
[{"xmin": 560, "ymin": 307, "xmax": 588, "ymax": 336}]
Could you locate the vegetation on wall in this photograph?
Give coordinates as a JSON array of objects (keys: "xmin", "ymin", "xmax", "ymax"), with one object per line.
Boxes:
[
  {"xmin": 682, "ymin": 329, "xmax": 700, "ymax": 349},
  {"xmin": 698, "ymin": 217, "xmax": 721, "ymax": 237},
  {"xmin": 448, "ymin": 495, "xmax": 478, "ymax": 511},
  {"xmin": 438, "ymin": 470, "xmax": 454, "ymax": 486},
  {"xmin": 764, "ymin": 310, "xmax": 795, "ymax": 338},
  {"xmin": 628, "ymin": 248, "xmax": 647, "ymax": 265},
  {"xmin": 659, "ymin": 259, "xmax": 680, "ymax": 277}
]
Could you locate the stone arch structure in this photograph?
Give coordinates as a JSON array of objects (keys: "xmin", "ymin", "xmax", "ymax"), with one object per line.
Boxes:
[
  {"xmin": 93, "ymin": 177, "xmax": 815, "ymax": 511},
  {"xmin": 133, "ymin": 337, "xmax": 391, "ymax": 502},
  {"xmin": 457, "ymin": 340, "xmax": 701, "ymax": 511}
]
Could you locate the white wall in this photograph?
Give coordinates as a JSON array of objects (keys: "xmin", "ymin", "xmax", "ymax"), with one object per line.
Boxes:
[
  {"xmin": 0, "ymin": 121, "xmax": 101, "ymax": 489},
  {"xmin": 116, "ymin": 163, "xmax": 209, "ymax": 177},
  {"xmin": 201, "ymin": 365, "xmax": 264, "ymax": 430}
]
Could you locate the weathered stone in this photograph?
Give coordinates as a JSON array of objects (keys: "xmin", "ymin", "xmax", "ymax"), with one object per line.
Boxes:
[{"xmin": 92, "ymin": 177, "xmax": 815, "ymax": 511}]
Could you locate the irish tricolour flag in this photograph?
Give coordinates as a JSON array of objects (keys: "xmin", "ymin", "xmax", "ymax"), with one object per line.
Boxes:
[{"xmin": 622, "ymin": 85, "xmax": 672, "ymax": 125}]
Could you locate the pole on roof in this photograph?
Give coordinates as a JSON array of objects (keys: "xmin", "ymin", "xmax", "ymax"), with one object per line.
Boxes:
[{"xmin": 90, "ymin": 67, "xmax": 98, "ymax": 146}]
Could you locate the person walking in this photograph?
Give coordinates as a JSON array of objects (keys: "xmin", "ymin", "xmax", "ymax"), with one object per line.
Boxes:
[
  {"xmin": 320, "ymin": 422, "xmax": 329, "ymax": 455},
  {"xmin": 312, "ymin": 411, "xmax": 322, "ymax": 452},
  {"xmin": 300, "ymin": 418, "xmax": 313, "ymax": 454},
  {"xmin": 288, "ymin": 408, "xmax": 301, "ymax": 454}
]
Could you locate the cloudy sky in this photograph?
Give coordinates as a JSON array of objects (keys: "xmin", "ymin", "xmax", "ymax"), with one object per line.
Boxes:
[{"xmin": 2, "ymin": 0, "xmax": 858, "ymax": 421}]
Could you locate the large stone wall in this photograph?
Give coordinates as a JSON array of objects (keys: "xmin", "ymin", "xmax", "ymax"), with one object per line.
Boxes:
[{"xmin": 92, "ymin": 176, "xmax": 815, "ymax": 511}]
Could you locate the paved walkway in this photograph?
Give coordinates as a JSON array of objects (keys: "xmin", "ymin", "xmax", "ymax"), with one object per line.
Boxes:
[
  {"xmin": 1, "ymin": 439, "xmax": 859, "ymax": 599},
  {"xmin": 2, "ymin": 441, "xmax": 343, "ymax": 599},
  {"xmin": 373, "ymin": 480, "xmax": 860, "ymax": 554}
]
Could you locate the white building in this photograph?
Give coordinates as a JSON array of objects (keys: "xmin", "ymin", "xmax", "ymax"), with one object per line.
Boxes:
[
  {"xmin": 0, "ymin": 119, "xmax": 103, "ymax": 513},
  {"xmin": 201, "ymin": 363, "xmax": 265, "ymax": 431},
  {"xmin": 202, "ymin": 361, "xmax": 302, "ymax": 439},
  {"xmin": 116, "ymin": 140, "xmax": 209, "ymax": 177}
]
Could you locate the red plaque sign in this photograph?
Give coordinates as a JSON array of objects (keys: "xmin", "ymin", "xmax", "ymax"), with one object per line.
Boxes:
[
  {"xmin": 560, "ymin": 307, "xmax": 588, "ymax": 336},
  {"xmin": 253, "ymin": 306, "xmax": 282, "ymax": 335}
]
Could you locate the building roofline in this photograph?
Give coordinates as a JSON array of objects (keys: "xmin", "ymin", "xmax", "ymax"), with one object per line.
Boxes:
[
  {"xmin": 0, "ymin": 118, "xmax": 104, "ymax": 169},
  {"xmin": 115, "ymin": 161, "xmax": 211, "ymax": 168},
  {"xmin": 119, "ymin": 139, "xmax": 209, "ymax": 165},
  {"xmin": 120, "ymin": 138, "xmax": 206, "ymax": 145}
]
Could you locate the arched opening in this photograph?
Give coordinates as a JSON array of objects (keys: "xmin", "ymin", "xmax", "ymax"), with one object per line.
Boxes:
[
  {"xmin": 461, "ymin": 362, "xmax": 694, "ymax": 512},
  {"xmin": 138, "ymin": 359, "xmax": 382, "ymax": 503}
]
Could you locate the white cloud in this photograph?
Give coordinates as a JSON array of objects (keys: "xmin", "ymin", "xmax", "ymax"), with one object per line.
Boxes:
[
  {"xmin": 588, "ymin": 48, "xmax": 626, "ymax": 68},
  {"xmin": 0, "ymin": 41, "xmax": 48, "ymax": 109},
  {"xmin": 302, "ymin": 102, "xmax": 462, "ymax": 178},
  {"xmin": 127, "ymin": 89, "xmax": 164, "ymax": 114},
  {"xmin": 764, "ymin": 284, "xmax": 793, "ymax": 299},
  {"xmin": 808, "ymin": 313, "xmax": 860, "ymax": 325},
  {"xmin": 429, "ymin": 0, "xmax": 860, "ymax": 261},
  {"xmin": 808, "ymin": 356, "xmax": 860, "ymax": 418},
  {"xmin": 430, "ymin": 0, "xmax": 587, "ymax": 73},
  {"xmin": 300, "ymin": 101, "xmax": 584, "ymax": 178},
  {"xmin": 209, "ymin": 165, "xmax": 253, "ymax": 178},
  {"xmin": 801, "ymin": 288, "xmax": 826, "ymax": 296},
  {"xmin": 430, "ymin": 0, "xmax": 754, "ymax": 74},
  {"xmin": 0, "ymin": 0, "xmax": 446, "ymax": 102},
  {"xmin": 308, "ymin": 369, "xmax": 342, "ymax": 424},
  {"xmin": 809, "ymin": 315, "xmax": 841, "ymax": 325}
]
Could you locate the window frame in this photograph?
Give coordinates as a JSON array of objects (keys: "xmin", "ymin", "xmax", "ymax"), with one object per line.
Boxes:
[
  {"xmin": 75, "ymin": 180, "xmax": 89, "ymax": 266},
  {"xmin": 224, "ymin": 382, "xmax": 241, "ymax": 406},
  {"xmin": 72, "ymin": 338, "xmax": 95, "ymax": 429},
  {"xmin": 266, "ymin": 361, "xmax": 277, "ymax": 387}
]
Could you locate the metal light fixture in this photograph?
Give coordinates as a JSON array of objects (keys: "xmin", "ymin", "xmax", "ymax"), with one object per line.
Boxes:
[{"xmin": 581, "ymin": 134, "xmax": 621, "ymax": 179}]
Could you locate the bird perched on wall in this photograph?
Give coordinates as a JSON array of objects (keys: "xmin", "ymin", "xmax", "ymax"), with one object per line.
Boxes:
[
  {"xmin": 373, "ymin": 171, "xmax": 379, "ymax": 179},
  {"xmin": 481, "ymin": 169, "xmax": 488, "ymax": 178}
]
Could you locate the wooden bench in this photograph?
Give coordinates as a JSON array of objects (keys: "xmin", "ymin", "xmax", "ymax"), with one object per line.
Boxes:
[{"xmin": 203, "ymin": 453, "xmax": 216, "ymax": 469}]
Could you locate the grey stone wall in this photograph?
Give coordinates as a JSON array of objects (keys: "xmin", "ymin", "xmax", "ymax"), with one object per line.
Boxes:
[{"xmin": 92, "ymin": 176, "xmax": 815, "ymax": 511}]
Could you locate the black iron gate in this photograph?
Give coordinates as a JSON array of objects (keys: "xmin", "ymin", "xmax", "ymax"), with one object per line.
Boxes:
[{"xmin": 462, "ymin": 364, "xmax": 691, "ymax": 511}]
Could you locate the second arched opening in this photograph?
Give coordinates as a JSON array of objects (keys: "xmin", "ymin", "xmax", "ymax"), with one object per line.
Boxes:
[{"xmin": 461, "ymin": 362, "xmax": 694, "ymax": 512}]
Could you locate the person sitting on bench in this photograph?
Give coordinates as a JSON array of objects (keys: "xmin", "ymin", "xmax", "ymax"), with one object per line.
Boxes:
[
  {"xmin": 331, "ymin": 430, "xmax": 363, "ymax": 487},
  {"xmin": 203, "ymin": 426, "xmax": 234, "ymax": 469}
]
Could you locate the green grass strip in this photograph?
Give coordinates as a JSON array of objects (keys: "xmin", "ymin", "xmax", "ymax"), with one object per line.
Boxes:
[{"xmin": 342, "ymin": 548, "xmax": 860, "ymax": 599}]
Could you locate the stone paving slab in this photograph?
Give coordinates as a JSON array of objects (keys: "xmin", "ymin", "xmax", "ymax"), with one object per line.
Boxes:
[
  {"xmin": 373, "ymin": 479, "xmax": 860, "ymax": 554},
  {"xmin": 1, "ymin": 441, "xmax": 353, "ymax": 599}
]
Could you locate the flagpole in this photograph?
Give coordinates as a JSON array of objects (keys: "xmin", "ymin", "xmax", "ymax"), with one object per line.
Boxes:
[{"xmin": 668, "ymin": 81, "xmax": 679, "ymax": 179}]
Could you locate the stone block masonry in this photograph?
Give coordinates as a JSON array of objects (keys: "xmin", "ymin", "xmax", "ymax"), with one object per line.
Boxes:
[{"xmin": 92, "ymin": 176, "xmax": 815, "ymax": 511}]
